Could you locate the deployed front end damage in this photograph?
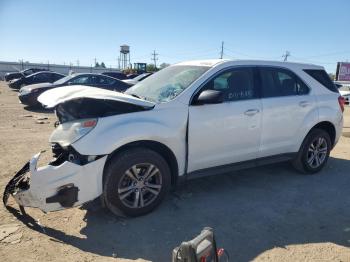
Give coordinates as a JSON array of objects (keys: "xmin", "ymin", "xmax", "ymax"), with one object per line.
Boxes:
[
  {"xmin": 3, "ymin": 85, "xmax": 154, "ymax": 214},
  {"xmin": 3, "ymin": 150, "xmax": 107, "ymax": 213}
]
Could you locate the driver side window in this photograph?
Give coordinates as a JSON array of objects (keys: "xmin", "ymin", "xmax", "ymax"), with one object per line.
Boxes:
[{"xmin": 202, "ymin": 67, "xmax": 257, "ymax": 102}]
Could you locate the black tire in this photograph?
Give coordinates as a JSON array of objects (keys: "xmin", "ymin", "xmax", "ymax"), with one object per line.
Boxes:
[
  {"xmin": 103, "ymin": 148, "xmax": 171, "ymax": 217},
  {"xmin": 292, "ymin": 128, "xmax": 331, "ymax": 174}
]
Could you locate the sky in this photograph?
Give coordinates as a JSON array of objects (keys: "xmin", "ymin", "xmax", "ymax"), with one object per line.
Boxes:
[{"xmin": 0, "ymin": 0, "xmax": 349, "ymax": 73}]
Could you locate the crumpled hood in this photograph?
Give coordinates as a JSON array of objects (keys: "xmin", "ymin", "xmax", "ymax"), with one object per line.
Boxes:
[{"xmin": 37, "ymin": 85, "xmax": 155, "ymax": 108}]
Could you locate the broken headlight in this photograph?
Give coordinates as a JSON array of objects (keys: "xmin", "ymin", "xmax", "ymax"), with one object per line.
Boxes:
[{"xmin": 49, "ymin": 118, "xmax": 97, "ymax": 147}]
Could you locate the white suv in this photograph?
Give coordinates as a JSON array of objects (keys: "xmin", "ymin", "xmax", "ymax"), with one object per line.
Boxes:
[{"xmin": 4, "ymin": 59, "xmax": 344, "ymax": 217}]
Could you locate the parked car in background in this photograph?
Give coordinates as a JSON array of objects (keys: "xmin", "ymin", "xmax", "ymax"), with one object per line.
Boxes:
[
  {"xmin": 5, "ymin": 59, "xmax": 343, "ymax": 218},
  {"xmin": 102, "ymin": 71, "xmax": 128, "ymax": 80},
  {"xmin": 126, "ymin": 73, "xmax": 139, "ymax": 79},
  {"xmin": 123, "ymin": 72, "xmax": 153, "ymax": 86},
  {"xmin": 335, "ymin": 81, "xmax": 350, "ymax": 105},
  {"xmin": 4, "ymin": 68, "xmax": 48, "ymax": 82},
  {"xmin": 18, "ymin": 73, "xmax": 131, "ymax": 107},
  {"xmin": 9, "ymin": 71, "xmax": 65, "ymax": 89}
]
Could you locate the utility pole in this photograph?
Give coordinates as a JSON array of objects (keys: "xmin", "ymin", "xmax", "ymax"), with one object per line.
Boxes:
[
  {"xmin": 76, "ymin": 60, "xmax": 80, "ymax": 67},
  {"xmin": 19, "ymin": 59, "xmax": 24, "ymax": 70},
  {"xmin": 220, "ymin": 41, "xmax": 224, "ymax": 59},
  {"xmin": 94, "ymin": 58, "xmax": 97, "ymax": 67},
  {"xmin": 282, "ymin": 51, "xmax": 290, "ymax": 62},
  {"xmin": 151, "ymin": 50, "xmax": 159, "ymax": 69}
]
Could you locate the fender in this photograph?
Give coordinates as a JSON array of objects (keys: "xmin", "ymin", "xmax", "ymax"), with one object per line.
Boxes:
[{"xmin": 72, "ymin": 104, "xmax": 189, "ymax": 176}]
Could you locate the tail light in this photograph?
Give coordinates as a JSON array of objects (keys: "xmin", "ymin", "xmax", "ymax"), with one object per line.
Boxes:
[{"xmin": 338, "ymin": 96, "xmax": 345, "ymax": 113}]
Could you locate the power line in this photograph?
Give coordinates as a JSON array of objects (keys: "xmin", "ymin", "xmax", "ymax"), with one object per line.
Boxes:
[{"xmin": 151, "ymin": 50, "xmax": 159, "ymax": 68}]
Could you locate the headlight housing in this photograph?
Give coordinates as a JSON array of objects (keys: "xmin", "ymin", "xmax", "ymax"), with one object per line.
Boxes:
[{"xmin": 49, "ymin": 118, "xmax": 97, "ymax": 146}]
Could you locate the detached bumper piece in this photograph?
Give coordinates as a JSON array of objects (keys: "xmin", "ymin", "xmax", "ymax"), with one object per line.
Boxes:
[
  {"xmin": 3, "ymin": 161, "xmax": 30, "ymax": 209},
  {"xmin": 3, "ymin": 151, "xmax": 107, "ymax": 214}
]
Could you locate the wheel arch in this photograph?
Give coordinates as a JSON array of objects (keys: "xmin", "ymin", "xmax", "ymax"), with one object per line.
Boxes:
[
  {"xmin": 103, "ymin": 140, "xmax": 179, "ymax": 187},
  {"xmin": 306, "ymin": 121, "xmax": 336, "ymax": 148}
]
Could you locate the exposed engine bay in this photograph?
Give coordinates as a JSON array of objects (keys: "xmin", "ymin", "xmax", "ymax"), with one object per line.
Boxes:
[{"xmin": 55, "ymin": 97, "xmax": 151, "ymax": 123}]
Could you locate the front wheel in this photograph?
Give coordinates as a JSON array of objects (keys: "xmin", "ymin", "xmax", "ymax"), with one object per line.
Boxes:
[
  {"xmin": 292, "ymin": 128, "xmax": 331, "ymax": 174},
  {"xmin": 103, "ymin": 148, "xmax": 171, "ymax": 217}
]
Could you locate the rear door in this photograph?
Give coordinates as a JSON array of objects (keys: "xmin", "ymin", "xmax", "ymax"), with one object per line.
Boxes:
[
  {"xmin": 188, "ymin": 67, "xmax": 262, "ymax": 172},
  {"xmin": 50, "ymin": 73, "xmax": 64, "ymax": 82},
  {"xmin": 258, "ymin": 67, "xmax": 316, "ymax": 157}
]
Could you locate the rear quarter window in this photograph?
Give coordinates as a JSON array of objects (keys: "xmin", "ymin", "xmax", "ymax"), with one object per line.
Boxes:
[{"xmin": 304, "ymin": 69, "xmax": 338, "ymax": 93}]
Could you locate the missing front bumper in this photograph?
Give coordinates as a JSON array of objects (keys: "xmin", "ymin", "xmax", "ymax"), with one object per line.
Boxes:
[{"xmin": 3, "ymin": 151, "xmax": 107, "ymax": 213}]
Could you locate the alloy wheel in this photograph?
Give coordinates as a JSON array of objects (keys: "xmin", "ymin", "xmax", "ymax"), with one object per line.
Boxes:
[
  {"xmin": 117, "ymin": 163, "xmax": 162, "ymax": 208},
  {"xmin": 307, "ymin": 137, "xmax": 328, "ymax": 168}
]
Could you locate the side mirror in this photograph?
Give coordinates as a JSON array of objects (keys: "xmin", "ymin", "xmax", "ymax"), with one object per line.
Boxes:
[{"xmin": 194, "ymin": 89, "xmax": 223, "ymax": 105}]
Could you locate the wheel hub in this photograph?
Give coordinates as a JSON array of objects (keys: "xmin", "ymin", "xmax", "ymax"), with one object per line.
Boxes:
[
  {"xmin": 307, "ymin": 137, "xmax": 327, "ymax": 168},
  {"xmin": 118, "ymin": 163, "xmax": 162, "ymax": 209}
]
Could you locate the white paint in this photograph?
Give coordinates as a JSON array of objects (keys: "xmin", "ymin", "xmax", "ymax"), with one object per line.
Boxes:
[{"xmin": 12, "ymin": 59, "xmax": 343, "ymax": 213}]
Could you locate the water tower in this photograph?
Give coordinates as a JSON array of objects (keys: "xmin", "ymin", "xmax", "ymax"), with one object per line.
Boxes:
[{"xmin": 119, "ymin": 45, "xmax": 130, "ymax": 70}]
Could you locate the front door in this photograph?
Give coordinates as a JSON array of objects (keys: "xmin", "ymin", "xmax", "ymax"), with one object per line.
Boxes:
[{"xmin": 188, "ymin": 67, "xmax": 262, "ymax": 173}]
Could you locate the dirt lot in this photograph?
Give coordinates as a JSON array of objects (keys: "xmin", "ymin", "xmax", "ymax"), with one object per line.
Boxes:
[{"xmin": 0, "ymin": 81, "xmax": 350, "ymax": 262}]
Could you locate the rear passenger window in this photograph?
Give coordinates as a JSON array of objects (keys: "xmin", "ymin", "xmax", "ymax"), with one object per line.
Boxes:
[
  {"xmin": 303, "ymin": 69, "xmax": 338, "ymax": 93},
  {"xmin": 33, "ymin": 73, "xmax": 49, "ymax": 82},
  {"xmin": 259, "ymin": 67, "xmax": 309, "ymax": 97},
  {"xmin": 203, "ymin": 67, "xmax": 257, "ymax": 102},
  {"xmin": 98, "ymin": 76, "xmax": 116, "ymax": 85}
]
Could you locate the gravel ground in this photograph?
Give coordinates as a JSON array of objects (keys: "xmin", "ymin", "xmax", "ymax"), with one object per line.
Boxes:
[{"xmin": 0, "ymin": 81, "xmax": 350, "ymax": 262}]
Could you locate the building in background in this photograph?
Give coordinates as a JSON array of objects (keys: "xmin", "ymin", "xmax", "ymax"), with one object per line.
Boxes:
[{"xmin": 336, "ymin": 62, "xmax": 350, "ymax": 82}]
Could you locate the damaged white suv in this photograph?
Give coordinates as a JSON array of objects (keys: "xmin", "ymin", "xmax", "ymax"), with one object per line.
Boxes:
[{"xmin": 4, "ymin": 60, "xmax": 344, "ymax": 217}]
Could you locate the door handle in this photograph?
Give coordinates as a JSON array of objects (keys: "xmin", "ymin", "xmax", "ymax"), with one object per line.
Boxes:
[
  {"xmin": 244, "ymin": 109, "xmax": 260, "ymax": 116},
  {"xmin": 299, "ymin": 101, "xmax": 311, "ymax": 107}
]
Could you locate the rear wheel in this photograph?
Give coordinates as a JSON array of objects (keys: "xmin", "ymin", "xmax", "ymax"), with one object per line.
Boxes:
[
  {"xmin": 292, "ymin": 128, "xmax": 331, "ymax": 174},
  {"xmin": 103, "ymin": 148, "xmax": 171, "ymax": 217}
]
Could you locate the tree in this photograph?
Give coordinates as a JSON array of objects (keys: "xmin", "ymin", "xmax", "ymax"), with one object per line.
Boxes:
[
  {"xmin": 100, "ymin": 62, "xmax": 106, "ymax": 68},
  {"xmin": 328, "ymin": 73, "xmax": 335, "ymax": 81},
  {"xmin": 159, "ymin": 63, "xmax": 170, "ymax": 69},
  {"xmin": 146, "ymin": 64, "xmax": 157, "ymax": 72},
  {"xmin": 95, "ymin": 62, "xmax": 100, "ymax": 67}
]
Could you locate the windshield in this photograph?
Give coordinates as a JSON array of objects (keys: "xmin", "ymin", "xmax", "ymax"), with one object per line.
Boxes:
[
  {"xmin": 54, "ymin": 74, "xmax": 75, "ymax": 85},
  {"xmin": 125, "ymin": 65, "xmax": 209, "ymax": 103}
]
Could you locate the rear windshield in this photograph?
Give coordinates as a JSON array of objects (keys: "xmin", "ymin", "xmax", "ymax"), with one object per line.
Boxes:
[{"xmin": 304, "ymin": 69, "xmax": 338, "ymax": 93}]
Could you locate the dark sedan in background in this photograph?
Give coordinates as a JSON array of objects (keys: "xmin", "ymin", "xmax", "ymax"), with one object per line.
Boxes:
[
  {"xmin": 9, "ymin": 71, "xmax": 65, "ymax": 89},
  {"xmin": 102, "ymin": 71, "xmax": 128, "ymax": 80},
  {"xmin": 18, "ymin": 73, "xmax": 132, "ymax": 107},
  {"xmin": 122, "ymin": 72, "xmax": 153, "ymax": 86},
  {"xmin": 5, "ymin": 68, "xmax": 48, "ymax": 82}
]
